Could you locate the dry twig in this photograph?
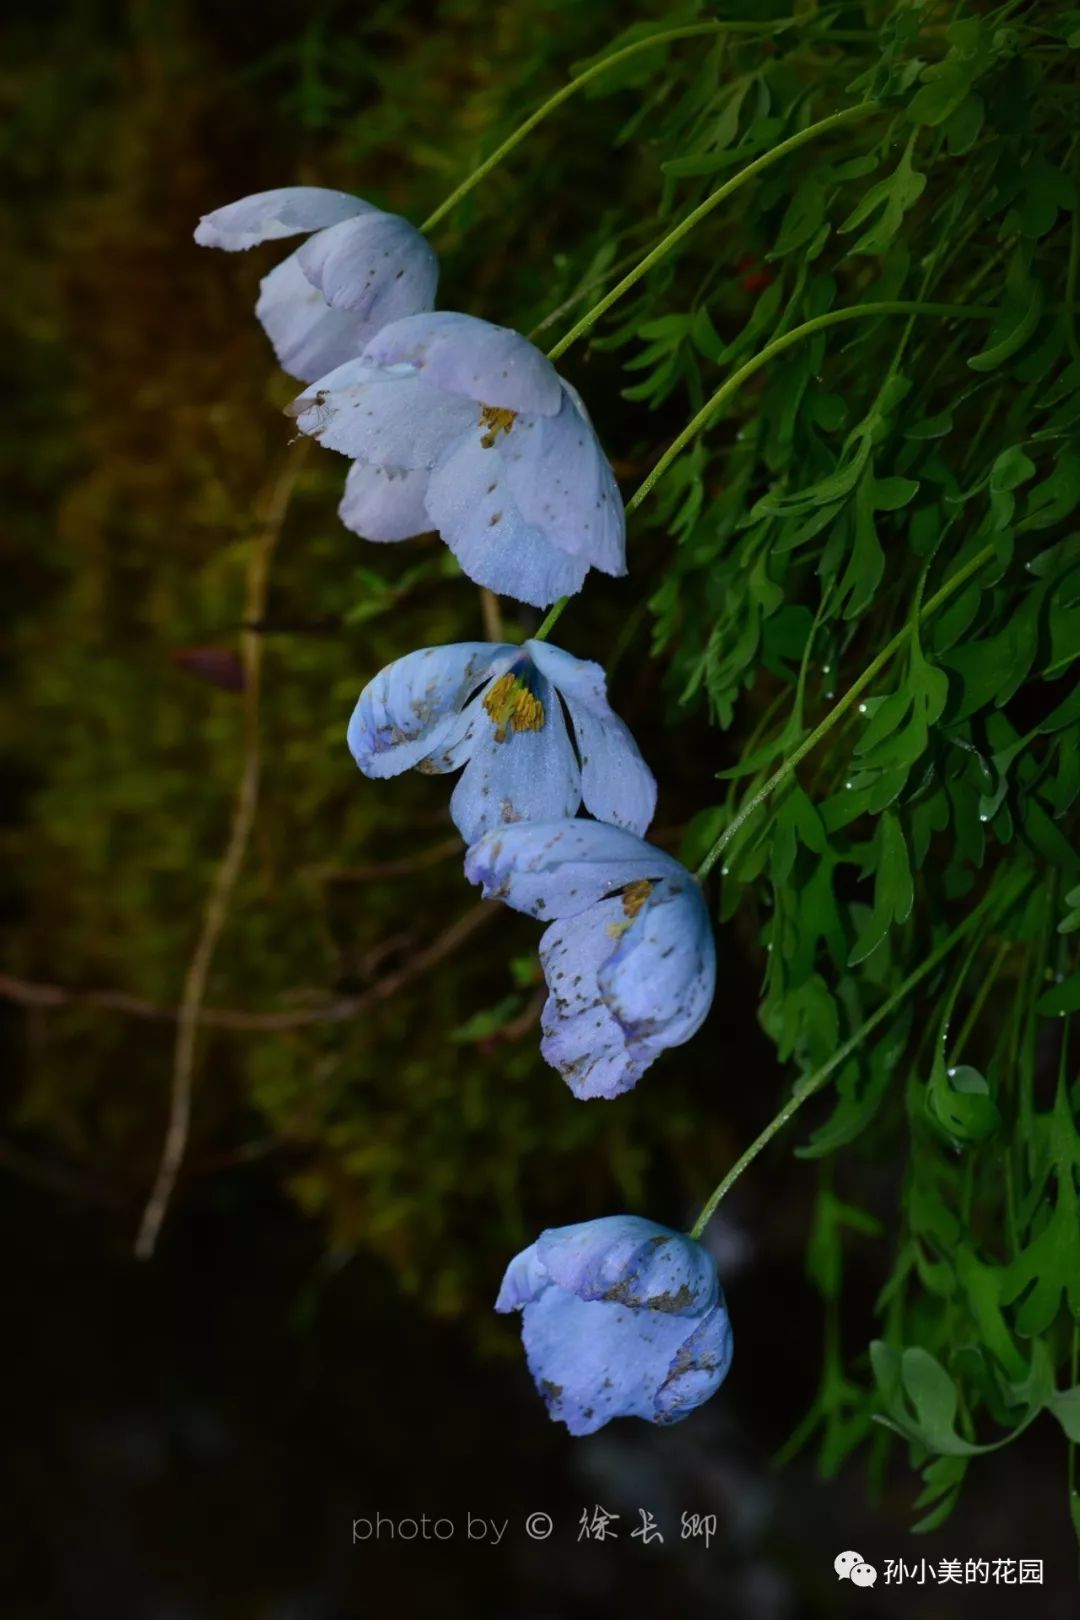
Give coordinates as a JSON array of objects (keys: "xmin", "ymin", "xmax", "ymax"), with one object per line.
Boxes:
[
  {"xmin": 134, "ymin": 446, "xmax": 306, "ymax": 1258},
  {"xmin": 0, "ymin": 903, "xmax": 496, "ymax": 1035}
]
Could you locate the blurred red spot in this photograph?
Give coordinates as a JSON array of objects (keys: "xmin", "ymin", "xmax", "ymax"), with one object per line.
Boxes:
[
  {"xmin": 737, "ymin": 255, "xmax": 773, "ymax": 295},
  {"xmin": 170, "ymin": 646, "xmax": 245, "ymax": 692}
]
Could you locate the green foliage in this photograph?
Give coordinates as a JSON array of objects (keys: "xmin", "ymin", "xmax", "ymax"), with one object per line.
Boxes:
[
  {"xmin": 3, "ymin": 0, "xmax": 1080, "ymax": 1535},
  {"xmin": 558, "ymin": 0, "xmax": 1079, "ymax": 1534}
]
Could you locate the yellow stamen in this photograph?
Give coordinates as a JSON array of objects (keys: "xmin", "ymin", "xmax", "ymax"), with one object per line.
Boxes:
[
  {"xmin": 607, "ymin": 879, "xmax": 654, "ymax": 938},
  {"xmin": 621, "ymin": 879, "xmax": 653, "ymax": 918},
  {"xmin": 483, "ymin": 672, "xmax": 545, "ymax": 743},
  {"xmin": 478, "ymin": 404, "xmax": 518, "ymax": 448}
]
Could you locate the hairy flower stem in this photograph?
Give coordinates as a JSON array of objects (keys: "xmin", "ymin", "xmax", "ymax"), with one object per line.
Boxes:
[
  {"xmin": 533, "ymin": 300, "xmax": 995, "ymax": 646},
  {"xmin": 633, "ymin": 301, "xmax": 995, "ymax": 514},
  {"xmin": 546, "ymin": 103, "xmax": 876, "ymax": 363},
  {"xmin": 464, "ymin": 92, "xmax": 879, "ymax": 647},
  {"xmin": 419, "ymin": 21, "xmax": 809, "ymax": 234},
  {"xmin": 688, "ymin": 871, "xmax": 1028, "ymax": 1242},
  {"xmin": 695, "ymin": 537, "xmax": 998, "ymax": 881}
]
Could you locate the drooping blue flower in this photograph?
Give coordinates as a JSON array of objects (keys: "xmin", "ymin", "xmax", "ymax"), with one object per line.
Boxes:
[
  {"xmin": 496, "ymin": 1214, "xmax": 733, "ymax": 1436},
  {"xmin": 194, "ymin": 187, "xmax": 438, "ymax": 383},
  {"xmin": 348, "ymin": 638, "xmax": 656, "ymax": 845},
  {"xmin": 287, "ymin": 312, "xmax": 625, "ymax": 608},
  {"xmin": 464, "ymin": 821, "xmax": 715, "ymax": 1099}
]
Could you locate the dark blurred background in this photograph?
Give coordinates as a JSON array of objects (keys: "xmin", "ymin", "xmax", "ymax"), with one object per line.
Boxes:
[{"xmin": 1, "ymin": 2, "xmax": 1075, "ymax": 1614}]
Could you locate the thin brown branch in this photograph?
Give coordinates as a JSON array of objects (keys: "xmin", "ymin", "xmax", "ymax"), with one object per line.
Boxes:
[
  {"xmin": 0, "ymin": 902, "xmax": 498, "ymax": 1034},
  {"xmin": 134, "ymin": 445, "xmax": 307, "ymax": 1260},
  {"xmin": 492, "ymin": 986, "xmax": 545, "ymax": 1044},
  {"xmin": 480, "ymin": 587, "xmax": 504, "ymax": 642},
  {"xmin": 0, "ymin": 973, "xmax": 172, "ymax": 1020},
  {"xmin": 313, "ymin": 836, "xmax": 462, "ymax": 882}
]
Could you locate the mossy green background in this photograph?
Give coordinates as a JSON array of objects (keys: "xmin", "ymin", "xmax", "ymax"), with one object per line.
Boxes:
[{"xmin": 3, "ymin": 0, "xmax": 757, "ymax": 1318}]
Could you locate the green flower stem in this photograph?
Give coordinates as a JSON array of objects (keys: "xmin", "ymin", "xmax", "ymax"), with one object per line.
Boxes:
[
  {"xmin": 532, "ymin": 594, "xmax": 570, "ymax": 642},
  {"xmin": 687, "ymin": 871, "xmax": 1027, "ymax": 1242},
  {"xmin": 631, "ymin": 301, "xmax": 995, "ymax": 516},
  {"xmin": 695, "ymin": 534, "xmax": 996, "ymax": 881},
  {"xmin": 545, "ymin": 102, "xmax": 876, "ymax": 362},
  {"xmin": 533, "ymin": 299, "xmax": 994, "ymax": 646},
  {"xmin": 419, "ymin": 22, "xmax": 781, "ymax": 234}
]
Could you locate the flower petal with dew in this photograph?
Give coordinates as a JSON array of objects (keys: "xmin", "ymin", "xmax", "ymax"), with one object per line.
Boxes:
[
  {"xmin": 194, "ymin": 186, "xmax": 437, "ymax": 383},
  {"xmin": 347, "ymin": 641, "xmax": 655, "ymax": 844},
  {"xmin": 288, "ymin": 312, "xmax": 625, "ymax": 607},
  {"xmin": 464, "ymin": 821, "xmax": 714, "ymax": 1098},
  {"xmin": 496, "ymin": 1215, "xmax": 733, "ymax": 1436}
]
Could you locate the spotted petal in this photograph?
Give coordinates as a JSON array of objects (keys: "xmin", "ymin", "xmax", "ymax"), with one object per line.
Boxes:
[
  {"xmin": 338, "ymin": 461, "xmax": 432, "ymax": 541},
  {"xmin": 527, "ymin": 856, "xmax": 713, "ymax": 1099},
  {"xmin": 289, "ymin": 361, "xmax": 475, "ymax": 467},
  {"xmin": 502, "ymin": 387, "xmax": 626, "ymax": 575},
  {"xmin": 520, "ymin": 1287, "xmax": 703, "ymax": 1436},
  {"xmin": 364, "ymin": 312, "xmax": 563, "ymax": 417},
  {"xmin": 464, "ymin": 820, "xmax": 685, "ymax": 922},
  {"xmin": 256, "ymin": 252, "xmax": 374, "ymax": 383},
  {"xmin": 599, "ymin": 877, "xmax": 716, "ymax": 1049},
  {"xmin": 653, "ymin": 1303, "xmax": 734, "ymax": 1423},
  {"xmin": 348, "ymin": 642, "xmax": 514, "ymax": 779},
  {"xmin": 536, "ymin": 897, "xmax": 649, "ymax": 1098},
  {"xmin": 540, "ymin": 1002, "xmax": 648, "ymax": 1100},
  {"xmin": 424, "ymin": 431, "xmax": 590, "ymax": 608},
  {"xmin": 527, "ymin": 640, "xmax": 655, "ymax": 835},
  {"xmin": 536, "ymin": 1216, "xmax": 718, "ymax": 1315},
  {"xmin": 296, "ymin": 213, "xmax": 437, "ymax": 324}
]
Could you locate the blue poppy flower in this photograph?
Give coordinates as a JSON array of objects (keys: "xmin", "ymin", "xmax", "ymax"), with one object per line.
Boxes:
[
  {"xmin": 348, "ymin": 638, "xmax": 656, "ymax": 845},
  {"xmin": 496, "ymin": 1214, "xmax": 733, "ymax": 1435},
  {"xmin": 287, "ymin": 312, "xmax": 625, "ymax": 608},
  {"xmin": 464, "ymin": 821, "xmax": 715, "ymax": 1098},
  {"xmin": 194, "ymin": 187, "xmax": 438, "ymax": 383}
]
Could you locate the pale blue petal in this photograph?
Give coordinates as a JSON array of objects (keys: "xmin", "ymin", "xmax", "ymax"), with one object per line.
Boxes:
[
  {"xmin": 296, "ymin": 213, "xmax": 437, "ymax": 322},
  {"xmin": 526, "ymin": 640, "xmax": 656, "ymax": 835},
  {"xmin": 520, "ymin": 1288, "xmax": 699, "ymax": 1436},
  {"xmin": 538, "ymin": 897, "xmax": 624, "ymax": 1020},
  {"xmin": 256, "ymin": 252, "xmax": 374, "ymax": 383},
  {"xmin": 463, "ymin": 820, "xmax": 685, "ymax": 921},
  {"xmin": 529, "ymin": 866, "xmax": 713, "ymax": 1099},
  {"xmin": 448, "ymin": 677, "xmax": 580, "ymax": 843},
  {"xmin": 653, "ymin": 1301, "xmax": 734, "ymax": 1423},
  {"xmin": 503, "ymin": 386, "xmax": 626, "ymax": 575},
  {"xmin": 347, "ymin": 643, "xmax": 512, "ymax": 778},
  {"xmin": 536, "ymin": 1217, "xmax": 717, "ymax": 1315},
  {"xmin": 363, "ymin": 312, "xmax": 562, "ymax": 416},
  {"xmin": 194, "ymin": 186, "xmax": 373, "ymax": 250},
  {"xmin": 494, "ymin": 1244, "xmax": 550, "ymax": 1312},
  {"xmin": 536, "ymin": 898, "xmax": 642, "ymax": 1098},
  {"xmin": 424, "ymin": 433, "xmax": 589, "ymax": 608},
  {"xmin": 288, "ymin": 362, "xmax": 475, "ymax": 467},
  {"xmin": 540, "ymin": 1001, "xmax": 646, "ymax": 1100},
  {"xmin": 338, "ymin": 461, "xmax": 432, "ymax": 541},
  {"xmin": 600, "ymin": 878, "xmax": 716, "ymax": 1048}
]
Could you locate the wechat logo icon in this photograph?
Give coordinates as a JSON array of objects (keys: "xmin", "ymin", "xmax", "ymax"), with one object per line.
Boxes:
[{"xmin": 835, "ymin": 1551, "xmax": 877, "ymax": 1587}]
